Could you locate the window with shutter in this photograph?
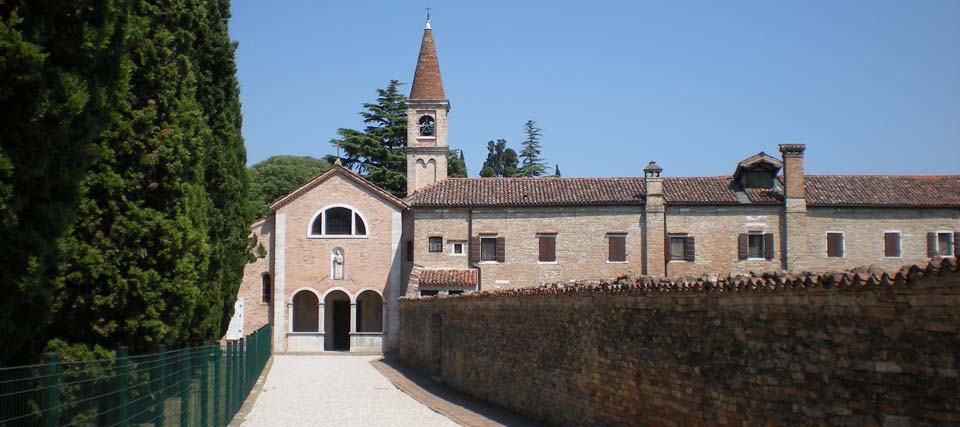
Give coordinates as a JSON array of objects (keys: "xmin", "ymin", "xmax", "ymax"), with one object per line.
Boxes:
[
  {"xmin": 668, "ymin": 234, "xmax": 686, "ymax": 261},
  {"xmin": 684, "ymin": 236, "xmax": 696, "ymax": 262},
  {"xmin": 470, "ymin": 237, "xmax": 481, "ymax": 262},
  {"xmin": 496, "ymin": 236, "xmax": 506, "ymax": 263},
  {"xmin": 883, "ymin": 232, "xmax": 901, "ymax": 258},
  {"xmin": 826, "ymin": 232, "xmax": 844, "ymax": 258},
  {"xmin": 763, "ymin": 233, "xmax": 775, "ymax": 260},
  {"xmin": 937, "ymin": 232, "xmax": 954, "ymax": 256},
  {"xmin": 747, "ymin": 234, "xmax": 764, "ymax": 259},
  {"xmin": 480, "ymin": 237, "xmax": 498, "ymax": 262},
  {"xmin": 538, "ymin": 235, "xmax": 557, "ymax": 262},
  {"xmin": 608, "ymin": 235, "xmax": 626, "ymax": 262},
  {"xmin": 738, "ymin": 234, "xmax": 748, "ymax": 260}
]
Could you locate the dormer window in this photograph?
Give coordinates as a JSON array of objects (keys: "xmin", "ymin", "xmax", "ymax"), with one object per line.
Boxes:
[
  {"xmin": 418, "ymin": 115, "xmax": 436, "ymax": 137},
  {"xmin": 733, "ymin": 152, "xmax": 783, "ymax": 189},
  {"xmin": 309, "ymin": 205, "xmax": 368, "ymax": 237},
  {"xmin": 745, "ymin": 170, "xmax": 774, "ymax": 189}
]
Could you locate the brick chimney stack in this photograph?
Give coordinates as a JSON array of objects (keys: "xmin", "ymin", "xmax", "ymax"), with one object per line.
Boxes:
[
  {"xmin": 779, "ymin": 144, "xmax": 807, "ymax": 271},
  {"xmin": 644, "ymin": 161, "xmax": 666, "ymax": 277}
]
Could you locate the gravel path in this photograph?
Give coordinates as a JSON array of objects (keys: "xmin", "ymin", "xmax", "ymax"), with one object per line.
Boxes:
[{"xmin": 238, "ymin": 354, "xmax": 459, "ymax": 427}]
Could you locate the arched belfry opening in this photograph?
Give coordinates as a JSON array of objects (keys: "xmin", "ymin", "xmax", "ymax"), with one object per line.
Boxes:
[
  {"xmin": 324, "ymin": 290, "xmax": 351, "ymax": 351},
  {"xmin": 356, "ymin": 290, "xmax": 383, "ymax": 333}
]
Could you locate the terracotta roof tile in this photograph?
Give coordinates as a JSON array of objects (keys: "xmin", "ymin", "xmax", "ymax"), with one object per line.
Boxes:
[
  {"xmin": 419, "ymin": 269, "xmax": 478, "ymax": 287},
  {"xmin": 662, "ymin": 177, "xmax": 740, "ymax": 205},
  {"xmin": 805, "ymin": 175, "xmax": 960, "ymax": 207},
  {"xmin": 409, "ymin": 26, "xmax": 445, "ymax": 100},
  {"xmin": 406, "ymin": 178, "xmax": 645, "ymax": 207}
]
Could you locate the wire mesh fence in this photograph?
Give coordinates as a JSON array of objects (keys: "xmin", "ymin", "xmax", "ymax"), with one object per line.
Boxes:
[{"xmin": 0, "ymin": 323, "xmax": 272, "ymax": 427}]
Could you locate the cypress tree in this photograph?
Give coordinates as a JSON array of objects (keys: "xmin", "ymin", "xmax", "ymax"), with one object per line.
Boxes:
[{"xmin": 0, "ymin": 0, "xmax": 126, "ymax": 363}]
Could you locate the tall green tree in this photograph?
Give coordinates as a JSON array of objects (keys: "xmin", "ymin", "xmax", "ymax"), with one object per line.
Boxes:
[
  {"xmin": 448, "ymin": 149, "xmax": 467, "ymax": 178},
  {"xmin": 0, "ymin": 0, "xmax": 126, "ymax": 363},
  {"xmin": 480, "ymin": 139, "xmax": 520, "ymax": 178},
  {"xmin": 518, "ymin": 120, "xmax": 547, "ymax": 177},
  {"xmin": 248, "ymin": 156, "xmax": 330, "ymax": 217},
  {"xmin": 554, "ymin": 163, "xmax": 561, "ymax": 177},
  {"xmin": 328, "ymin": 80, "xmax": 408, "ymax": 197}
]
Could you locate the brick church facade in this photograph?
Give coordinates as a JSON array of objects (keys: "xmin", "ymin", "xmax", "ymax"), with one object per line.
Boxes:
[{"xmin": 231, "ymin": 20, "xmax": 960, "ymax": 353}]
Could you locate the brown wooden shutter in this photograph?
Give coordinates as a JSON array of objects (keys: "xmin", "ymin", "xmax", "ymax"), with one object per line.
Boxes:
[
  {"xmin": 927, "ymin": 232, "xmax": 937, "ymax": 257},
  {"xmin": 539, "ymin": 236, "xmax": 556, "ymax": 262},
  {"xmin": 763, "ymin": 233, "xmax": 774, "ymax": 260},
  {"xmin": 496, "ymin": 236, "xmax": 506, "ymax": 263},
  {"xmin": 738, "ymin": 234, "xmax": 748, "ymax": 260},
  {"xmin": 827, "ymin": 233, "xmax": 843, "ymax": 257},
  {"xmin": 884, "ymin": 233, "xmax": 899, "ymax": 257},
  {"xmin": 664, "ymin": 235, "xmax": 670, "ymax": 261},
  {"xmin": 609, "ymin": 236, "xmax": 626, "ymax": 262},
  {"xmin": 470, "ymin": 237, "xmax": 480, "ymax": 262},
  {"xmin": 684, "ymin": 236, "xmax": 695, "ymax": 262},
  {"xmin": 954, "ymin": 232, "xmax": 960, "ymax": 257}
]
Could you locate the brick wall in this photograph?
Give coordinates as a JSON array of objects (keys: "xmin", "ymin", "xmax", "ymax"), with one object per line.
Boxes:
[
  {"xmin": 237, "ymin": 217, "xmax": 274, "ymax": 334},
  {"xmin": 399, "ymin": 259, "xmax": 960, "ymax": 427},
  {"xmin": 665, "ymin": 205, "xmax": 783, "ymax": 276}
]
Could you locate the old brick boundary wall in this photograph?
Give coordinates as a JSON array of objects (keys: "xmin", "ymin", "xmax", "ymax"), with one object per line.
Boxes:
[{"xmin": 398, "ymin": 258, "xmax": 960, "ymax": 426}]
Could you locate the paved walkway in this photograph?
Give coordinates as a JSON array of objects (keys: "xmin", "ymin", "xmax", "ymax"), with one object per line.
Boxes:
[{"xmin": 238, "ymin": 354, "xmax": 458, "ymax": 427}]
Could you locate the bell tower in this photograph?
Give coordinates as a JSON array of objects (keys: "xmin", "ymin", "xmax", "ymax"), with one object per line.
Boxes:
[{"xmin": 406, "ymin": 18, "xmax": 450, "ymax": 195}]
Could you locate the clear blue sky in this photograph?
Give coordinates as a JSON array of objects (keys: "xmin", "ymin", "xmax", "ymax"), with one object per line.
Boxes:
[{"xmin": 229, "ymin": 1, "xmax": 959, "ymax": 177}]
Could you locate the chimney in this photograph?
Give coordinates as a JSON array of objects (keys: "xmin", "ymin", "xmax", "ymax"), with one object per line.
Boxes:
[
  {"xmin": 778, "ymin": 144, "xmax": 806, "ymax": 200},
  {"xmin": 643, "ymin": 161, "xmax": 665, "ymax": 277}
]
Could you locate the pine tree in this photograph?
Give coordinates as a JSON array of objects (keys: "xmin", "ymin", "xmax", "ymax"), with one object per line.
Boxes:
[
  {"xmin": 519, "ymin": 120, "xmax": 547, "ymax": 177},
  {"xmin": 328, "ymin": 80, "xmax": 408, "ymax": 197},
  {"xmin": 0, "ymin": 0, "xmax": 127, "ymax": 363},
  {"xmin": 448, "ymin": 149, "xmax": 467, "ymax": 178}
]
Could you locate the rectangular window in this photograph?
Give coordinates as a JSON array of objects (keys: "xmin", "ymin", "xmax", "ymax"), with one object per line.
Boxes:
[
  {"xmin": 884, "ymin": 232, "xmax": 901, "ymax": 258},
  {"xmin": 827, "ymin": 232, "xmax": 844, "ymax": 258},
  {"xmin": 261, "ymin": 274, "xmax": 271, "ymax": 304},
  {"xmin": 538, "ymin": 235, "xmax": 557, "ymax": 262},
  {"xmin": 745, "ymin": 171, "xmax": 773, "ymax": 189},
  {"xmin": 608, "ymin": 234, "xmax": 626, "ymax": 262},
  {"xmin": 480, "ymin": 237, "xmax": 498, "ymax": 262},
  {"xmin": 669, "ymin": 235, "xmax": 686, "ymax": 260},
  {"xmin": 938, "ymin": 232, "xmax": 954, "ymax": 256},
  {"xmin": 406, "ymin": 240, "xmax": 414, "ymax": 262},
  {"xmin": 428, "ymin": 236, "xmax": 443, "ymax": 252},
  {"xmin": 450, "ymin": 241, "xmax": 465, "ymax": 255},
  {"xmin": 748, "ymin": 234, "xmax": 764, "ymax": 259}
]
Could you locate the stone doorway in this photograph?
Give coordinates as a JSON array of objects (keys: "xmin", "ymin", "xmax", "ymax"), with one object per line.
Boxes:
[{"xmin": 324, "ymin": 290, "xmax": 351, "ymax": 351}]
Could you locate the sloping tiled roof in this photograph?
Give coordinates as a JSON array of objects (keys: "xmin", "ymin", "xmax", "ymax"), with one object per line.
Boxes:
[
  {"xmin": 406, "ymin": 175, "xmax": 960, "ymax": 208},
  {"xmin": 269, "ymin": 165, "xmax": 408, "ymax": 210},
  {"xmin": 805, "ymin": 175, "xmax": 960, "ymax": 207},
  {"xmin": 419, "ymin": 269, "xmax": 478, "ymax": 287},
  {"xmin": 406, "ymin": 178, "xmax": 646, "ymax": 207}
]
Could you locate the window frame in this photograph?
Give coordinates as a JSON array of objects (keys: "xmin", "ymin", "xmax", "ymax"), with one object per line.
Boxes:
[
  {"xmin": 417, "ymin": 115, "xmax": 436, "ymax": 138},
  {"xmin": 668, "ymin": 234, "xmax": 687, "ymax": 261},
  {"xmin": 306, "ymin": 204, "xmax": 369, "ymax": 239},
  {"xmin": 937, "ymin": 231, "xmax": 954, "ymax": 257},
  {"xmin": 826, "ymin": 231, "xmax": 845, "ymax": 258},
  {"xmin": 261, "ymin": 273, "xmax": 272, "ymax": 304},
  {"xmin": 479, "ymin": 235, "xmax": 498, "ymax": 263},
  {"xmin": 607, "ymin": 233, "xmax": 627, "ymax": 263},
  {"xmin": 746, "ymin": 233, "xmax": 765, "ymax": 260},
  {"xmin": 537, "ymin": 233, "xmax": 558, "ymax": 264},
  {"xmin": 883, "ymin": 231, "xmax": 902, "ymax": 258},
  {"xmin": 449, "ymin": 241, "xmax": 466, "ymax": 256},
  {"xmin": 428, "ymin": 236, "xmax": 443, "ymax": 253}
]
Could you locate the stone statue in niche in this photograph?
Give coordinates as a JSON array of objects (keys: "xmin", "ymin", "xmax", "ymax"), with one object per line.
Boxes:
[{"xmin": 332, "ymin": 248, "xmax": 344, "ymax": 280}]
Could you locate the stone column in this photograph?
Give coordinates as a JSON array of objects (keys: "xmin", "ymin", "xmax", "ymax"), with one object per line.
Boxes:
[
  {"xmin": 318, "ymin": 303, "xmax": 325, "ymax": 334},
  {"xmin": 287, "ymin": 303, "xmax": 294, "ymax": 333},
  {"xmin": 779, "ymin": 144, "xmax": 807, "ymax": 271},
  {"xmin": 644, "ymin": 162, "xmax": 666, "ymax": 277},
  {"xmin": 350, "ymin": 303, "xmax": 358, "ymax": 334}
]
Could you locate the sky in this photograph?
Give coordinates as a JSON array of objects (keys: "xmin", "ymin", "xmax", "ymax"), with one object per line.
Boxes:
[{"xmin": 229, "ymin": 0, "xmax": 959, "ymax": 178}]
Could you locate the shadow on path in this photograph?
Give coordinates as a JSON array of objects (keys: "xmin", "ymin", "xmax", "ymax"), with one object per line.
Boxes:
[{"xmin": 371, "ymin": 356, "xmax": 543, "ymax": 427}]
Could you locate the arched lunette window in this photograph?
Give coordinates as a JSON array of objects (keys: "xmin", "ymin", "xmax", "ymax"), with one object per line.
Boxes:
[
  {"xmin": 309, "ymin": 205, "xmax": 368, "ymax": 237},
  {"xmin": 418, "ymin": 115, "xmax": 435, "ymax": 137}
]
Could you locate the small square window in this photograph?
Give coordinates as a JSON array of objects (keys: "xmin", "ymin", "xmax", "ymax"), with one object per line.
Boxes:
[
  {"xmin": 450, "ymin": 241, "xmax": 465, "ymax": 255},
  {"xmin": 938, "ymin": 232, "xmax": 954, "ymax": 256},
  {"xmin": 480, "ymin": 237, "xmax": 498, "ymax": 261},
  {"xmin": 428, "ymin": 236, "xmax": 443, "ymax": 252}
]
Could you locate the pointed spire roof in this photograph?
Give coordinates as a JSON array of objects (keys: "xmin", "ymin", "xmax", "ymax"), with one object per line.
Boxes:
[{"xmin": 409, "ymin": 19, "xmax": 446, "ymax": 100}]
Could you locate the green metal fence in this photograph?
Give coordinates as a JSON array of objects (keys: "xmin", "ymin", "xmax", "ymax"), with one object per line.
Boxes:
[{"xmin": 0, "ymin": 324, "xmax": 272, "ymax": 427}]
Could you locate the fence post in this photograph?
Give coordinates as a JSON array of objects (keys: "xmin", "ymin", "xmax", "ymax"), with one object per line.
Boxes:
[
  {"xmin": 157, "ymin": 345, "xmax": 166, "ymax": 427},
  {"xmin": 225, "ymin": 341, "xmax": 233, "ymax": 420},
  {"xmin": 213, "ymin": 345, "xmax": 222, "ymax": 427},
  {"xmin": 116, "ymin": 346, "xmax": 129, "ymax": 427},
  {"xmin": 200, "ymin": 346, "xmax": 209, "ymax": 427},
  {"xmin": 239, "ymin": 337, "xmax": 246, "ymax": 396},
  {"xmin": 41, "ymin": 352, "xmax": 60, "ymax": 427},
  {"xmin": 180, "ymin": 346, "xmax": 191, "ymax": 427}
]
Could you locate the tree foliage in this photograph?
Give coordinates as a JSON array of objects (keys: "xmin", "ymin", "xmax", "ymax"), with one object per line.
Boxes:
[
  {"xmin": 328, "ymin": 80, "xmax": 408, "ymax": 197},
  {"xmin": 518, "ymin": 120, "xmax": 547, "ymax": 177},
  {"xmin": 480, "ymin": 139, "xmax": 520, "ymax": 178},
  {"xmin": 248, "ymin": 156, "xmax": 330, "ymax": 217},
  {"xmin": 448, "ymin": 149, "xmax": 467, "ymax": 178},
  {"xmin": 0, "ymin": 0, "xmax": 127, "ymax": 362}
]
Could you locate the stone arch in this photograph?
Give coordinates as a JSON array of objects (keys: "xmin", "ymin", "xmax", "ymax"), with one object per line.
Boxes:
[
  {"xmin": 355, "ymin": 289, "xmax": 384, "ymax": 333},
  {"xmin": 323, "ymin": 289, "xmax": 352, "ymax": 351},
  {"xmin": 291, "ymin": 289, "xmax": 319, "ymax": 332}
]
